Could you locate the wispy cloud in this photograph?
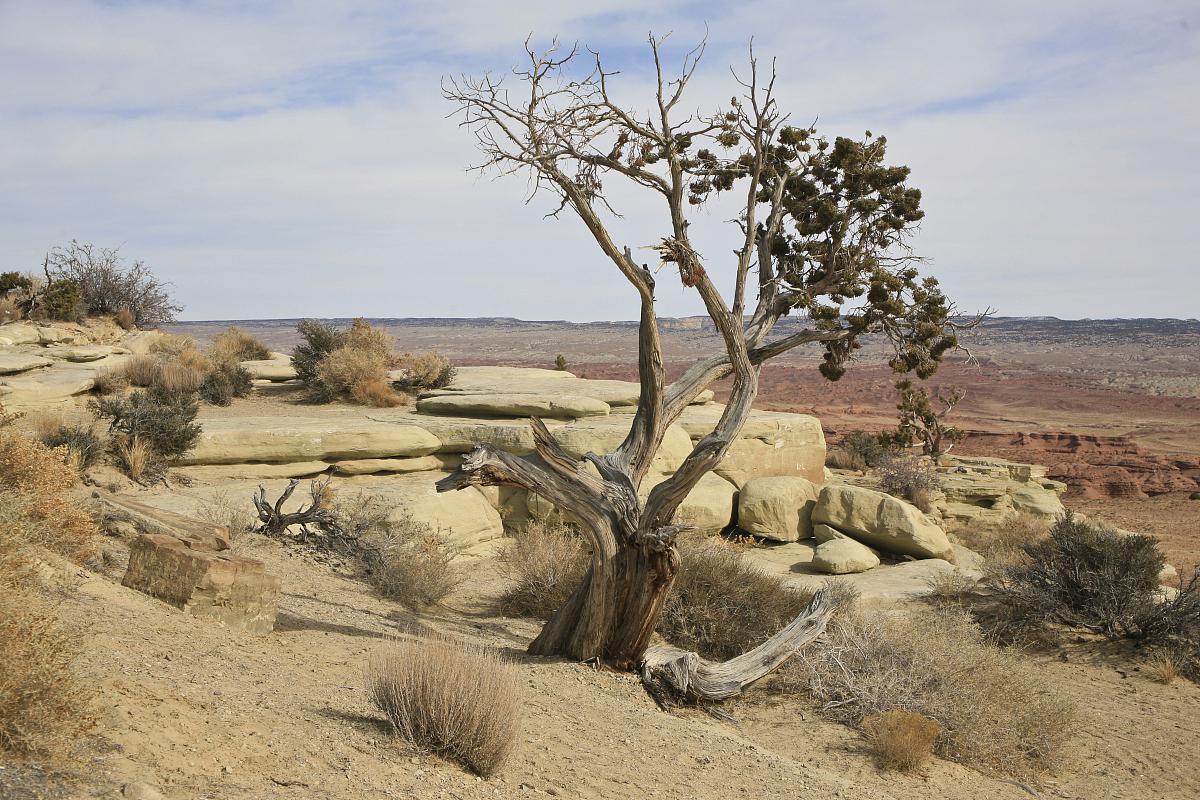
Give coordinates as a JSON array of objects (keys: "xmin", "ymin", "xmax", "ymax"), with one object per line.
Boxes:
[{"xmin": 0, "ymin": 0, "xmax": 1196, "ymax": 320}]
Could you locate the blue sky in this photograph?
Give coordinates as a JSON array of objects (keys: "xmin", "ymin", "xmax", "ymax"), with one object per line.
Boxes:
[{"xmin": 1, "ymin": 1, "xmax": 1197, "ymax": 321}]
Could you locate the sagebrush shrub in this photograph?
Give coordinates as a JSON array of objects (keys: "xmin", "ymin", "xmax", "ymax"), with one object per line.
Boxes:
[
  {"xmin": 292, "ymin": 319, "xmax": 346, "ymax": 387},
  {"xmin": 39, "ymin": 421, "xmax": 105, "ymax": 472},
  {"xmin": 800, "ymin": 607, "xmax": 1076, "ymax": 776},
  {"xmin": 91, "ymin": 386, "xmax": 201, "ymax": 464},
  {"xmin": 497, "ymin": 516, "xmax": 590, "ymax": 619},
  {"xmin": 207, "ymin": 325, "xmax": 271, "ymax": 363},
  {"xmin": 315, "ymin": 345, "xmax": 401, "ymax": 406},
  {"xmin": 367, "ymin": 635, "xmax": 522, "ymax": 777},
  {"xmin": 199, "ymin": 360, "xmax": 253, "ymax": 406},
  {"xmin": 992, "ymin": 512, "xmax": 1166, "ymax": 638},
  {"xmin": 47, "ymin": 240, "xmax": 180, "ymax": 325},
  {"xmin": 91, "ymin": 368, "xmax": 129, "ymax": 396},
  {"xmin": 118, "ymin": 355, "xmax": 161, "ymax": 388},
  {"xmin": 827, "ymin": 430, "xmax": 898, "ymax": 471}
]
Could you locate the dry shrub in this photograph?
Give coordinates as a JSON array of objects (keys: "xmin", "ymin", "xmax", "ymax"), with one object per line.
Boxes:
[
  {"xmin": 199, "ymin": 360, "xmax": 253, "ymax": 406},
  {"xmin": 876, "ymin": 455, "xmax": 940, "ymax": 510},
  {"xmin": 47, "ymin": 240, "xmax": 180, "ymax": 325},
  {"xmin": 863, "ymin": 710, "xmax": 941, "ymax": 772},
  {"xmin": 361, "ymin": 513, "xmax": 459, "ymax": 607},
  {"xmin": 799, "ymin": 606, "xmax": 1077, "ymax": 776},
  {"xmin": 292, "ymin": 319, "xmax": 346, "ymax": 386},
  {"xmin": 351, "ymin": 377, "xmax": 407, "ymax": 408},
  {"xmin": 0, "ymin": 295, "xmax": 21, "ymax": 323},
  {"xmin": 344, "ymin": 317, "xmax": 398, "ymax": 363},
  {"xmin": 0, "ymin": 585, "xmax": 94, "ymax": 756},
  {"xmin": 114, "ymin": 307, "xmax": 136, "ymax": 331},
  {"xmin": 497, "ymin": 516, "xmax": 589, "ymax": 619},
  {"xmin": 194, "ymin": 491, "xmax": 255, "ymax": 540},
  {"xmin": 367, "ymin": 635, "xmax": 522, "ymax": 777},
  {"xmin": 661, "ymin": 536, "xmax": 816, "ymax": 661},
  {"xmin": 91, "ymin": 368, "xmax": 129, "ymax": 396},
  {"xmin": 92, "ymin": 386, "xmax": 201, "ymax": 464},
  {"xmin": 173, "ymin": 346, "xmax": 211, "ymax": 372},
  {"xmin": 207, "ymin": 325, "xmax": 271, "ymax": 363},
  {"xmin": 0, "ymin": 431, "xmax": 98, "ymax": 563},
  {"xmin": 924, "ymin": 568, "xmax": 980, "ymax": 605},
  {"xmin": 394, "ymin": 351, "xmax": 456, "ymax": 391},
  {"xmin": 118, "ymin": 355, "xmax": 161, "ymax": 387},
  {"xmin": 39, "ymin": 421, "xmax": 105, "ymax": 472},
  {"xmin": 315, "ymin": 345, "xmax": 401, "ymax": 406},
  {"xmin": 27, "ymin": 409, "xmax": 66, "ymax": 441}
]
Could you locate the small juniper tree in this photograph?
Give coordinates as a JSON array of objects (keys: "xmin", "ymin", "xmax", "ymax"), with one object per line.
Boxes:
[
  {"xmin": 442, "ymin": 37, "xmax": 973, "ymax": 698},
  {"xmin": 893, "ymin": 379, "xmax": 965, "ymax": 458}
]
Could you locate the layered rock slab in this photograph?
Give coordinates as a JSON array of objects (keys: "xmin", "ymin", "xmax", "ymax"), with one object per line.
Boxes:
[
  {"xmin": 177, "ymin": 418, "xmax": 441, "ymax": 465},
  {"xmin": 676, "ymin": 405, "xmax": 826, "ymax": 487},
  {"xmin": 416, "ymin": 392, "xmax": 610, "ymax": 419}
]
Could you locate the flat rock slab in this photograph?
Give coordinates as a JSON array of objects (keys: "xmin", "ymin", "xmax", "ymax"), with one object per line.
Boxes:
[
  {"xmin": 417, "ymin": 392, "xmax": 611, "ymax": 419},
  {"xmin": 0, "ymin": 353, "xmax": 53, "ymax": 374},
  {"xmin": 43, "ymin": 344, "xmax": 114, "ymax": 362},
  {"xmin": 175, "ymin": 461, "xmax": 331, "ymax": 481},
  {"xmin": 0, "ymin": 323, "xmax": 42, "ymax": 345},
  {"xmin": 334, "ymin": 455, "xmax": 444, "ymax": 475},
  {"xmin": 178, "ymin": 417, "xmax": 442, "ymax": 465},
  {"xmin": 242, "ymin": 359, "xmax": 297, "ymax": 381},
  {"xmin": 0, "ymin": 368, "xmax": 95, "ymax": 405},
  {"xmin": 122, "ymin": 533, "xmax": 280, "ymax": 635},
  {"xmin": 425, "ymin": 365, "xmax": 713, "ymax": 409}
]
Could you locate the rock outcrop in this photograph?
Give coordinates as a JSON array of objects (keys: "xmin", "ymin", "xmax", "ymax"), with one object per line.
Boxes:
[
  {"xmin": 178, "ymin": 418, "xmax": 442, "ymax": 465},
  {"xmin": 676, "ymin": 405, "xmax": 825, "ymax": 487},
  {"xmin": 416, "ymin": 392, "xmax": 611, "ymax": 419}
]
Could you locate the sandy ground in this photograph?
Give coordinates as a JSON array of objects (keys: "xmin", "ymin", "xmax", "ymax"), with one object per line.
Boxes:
[{"xmin": 8, "ymin": 528, "xmax": 1198, "ymax": 800}]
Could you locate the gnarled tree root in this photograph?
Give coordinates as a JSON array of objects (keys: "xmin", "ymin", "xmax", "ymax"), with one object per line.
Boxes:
[{"xmin": 639, "ymin": 586, "xmax": 832, "ymax": 705}]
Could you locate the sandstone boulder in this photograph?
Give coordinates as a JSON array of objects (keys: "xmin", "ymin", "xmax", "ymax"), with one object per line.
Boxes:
[
  {"xmin": 737, "ymin": 476, "xmax": 820, "ymax": 542},
  {"xmin": 241, "ymin": 358, "xmax": 297, "ymax": 382},
  {"xmin": 122, "ymin": 534, "xmax": 280, "ymax": 634},
  {"xmin": 0, "ymin": 353, "xmax": 52, "ymax": 375},
  {"xmin": 812, "ymin": 522, "xmax": 848, "ymax": 543},
  {"xmin": 36, "ymin": 326, "xmax": 76, "ymax": 345},
  {"xmin": 640, "ymin": 472, "xmax": 739, "ymax": 536},
  {"xmin": 178, "ymin": 418, "xmax": 441, "ymax": 465},
  {"xmin": 812, "ymin": 538, "xmax": 880, "ymax": 574},
  {"xmin": 0, "ymin": 369, "xmax": 95, "ymax": 404},
  {"xmin": 416, "ymin": 392, "xmax": 610, "ymax": 419},
  {"xmin": 425, "ymin": 365, "xmax": 713, "ymax": 410},
  {"xmin": 813, "ymin": 484, "xmax": 954, "ymax": 560}
]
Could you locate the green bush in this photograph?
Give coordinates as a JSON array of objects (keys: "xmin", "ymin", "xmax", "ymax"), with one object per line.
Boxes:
[
  {"xmin": 292, "ymin": 319, "xmax": 347, "ymax": 390},
  {"xmin": 199, "ymin": 361, "xmax": 253, "ymax": 406},
  {"xmin": 91, "ymin": 386, "xmax": 201, "ymax": 462},
  {"xmin": 828, "ymin": 430, "xmax": 899, "ymax": 471},
  {"xmin": 0, "ymin": 272, "xmax": 33, "ymax": 297},
  {"xmin": 33, "ymin": 279, "xmax": 86, "ymax": 323}
]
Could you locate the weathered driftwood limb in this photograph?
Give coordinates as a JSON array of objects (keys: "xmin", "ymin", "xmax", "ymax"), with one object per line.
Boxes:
[
  {"xmin": 640, "ymin": 587, "xmax": 833, "ymax": 703},
  {"xmin": 252, "ymin": 478, "xmax": 335, "ymax": 537}
]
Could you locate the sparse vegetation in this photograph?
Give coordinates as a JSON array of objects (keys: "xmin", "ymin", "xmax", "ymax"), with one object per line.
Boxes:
[
  {"xmin": 315, "ymin": 344, "xmax": 401, "ymax": 406},
  {"xmin": 46, "ymin": 240, "xmax": 181, "ymax": 326},
  {"xmin": 497, "ymin": 516, "xmax": 589, "ymax": 619},
  {"xmin": 554, "ymin": 354, "xmax": 568, "ymax": 371},
  {"xmin": 118, "ymin": 355, "xmax": 161, "ymax": 388},
  {"xmin": 367, "ymin": 635, "xmax": 522, "ymax": 777},
  {"xmin": 114, "ymin": 307, "xmax": 136, "ymax": 330},
  {"xmin": 38, "ymin": 420, "xmax": 105, "ymax": 472},
  {"xmin": 340, "ymin": 499, "xmax": 460, "ymax": 607},
  {"xmin": 876, "ymin": 454, "xmax": 940, "ymax": 512},
  {"xmin": 91, "ymin": 385, "xmax": 201, "ymax": 471},
  {"xmin": 207, "ymin": 325, "xmax": 271, "ymax": 364},
  {"xmin": 799, "ymin": 606, "xmax": 1077, "ymax": 775},
  {"xmin": 862, "ymin": 710, "xmax": 941, "ymax": 772},
  {"xmin": 0, "ymin": 295, "xmax": 20, "ymax": 323},
  {"xmin": 91, "ymin": 368, "xmax": 129, "ymax": 396},
  {"xmin": 292, "ymin": 318, "xmax": 347, "ymax": 386},
  {"xmin": 827, "ymin": 430, "xmax": 898, "ymax": 471},
  {"xmin": 194, "ymin": 490, "xmax": 256, "ymax": 539},
  {"xmin": 956, "ymin": 511, "xmax": 1049, "ymax": 565}
]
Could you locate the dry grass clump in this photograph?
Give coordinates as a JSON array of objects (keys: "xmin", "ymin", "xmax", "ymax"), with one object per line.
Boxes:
[
  {"xmin": 393, "ymin": 351, "xmax": 456, "ymax": 391},
  {"xmin": 0, "ymin": 430, "xmax": 99, "ymax": 563},
  {"xmin": 118, "ymin": 354, "xmax": 161, "ymax": 387},
  {"xmin": 367, "ymin": 635, "xmax": 522, "ymax": 777},
  {"xmin": 497, "ymin": 516, "xmax": 589, "ymax": 619},
  {"xmin": 957, "ymin": 511, "xmax": 1049, "ymax": 566},
  {"xmin": 114, "ymin": 307, "xmax": 136, "ymax": 330},
  {"xmin": 195, "ymin": 491, "xmax": 256, "ymax": 539},
  {"xmin": 661, "ymin": 536, "xmax": 816, "ymax": 661},
  {"xmin": 798, "ymin": 606, "xmax": 1077, "ymax": 776},
  {"xmin": 147, "ymin": 332, "xmax": 195, "ymax": 357},
  {"xmin": 198, "ymin": 360, "xmax": 253, "ymax": 406},
  {"xmin": 1146, "ymin": 654, "xmax": 1179, "ymax": 685},
  {"xmin": 876, "ymin": 454, "xmax": 940, "ymax": 512},
  {"xmin": 924, "ymin": 568, "xmax": 980, "ymax": 605},
  {"xmin": 38, "ymin": 420, "xmax": 105, "ymax": 472},
  {"xmin": 112, "ymin": 436, "xmax": 157, "ymax": 483},
  {"xmin": 862, "ymin": 710, "xmax": 941, "ymax": 772},
  {"xmin": 91, "ymin": 368, "xmax": 129, "ymax": 395},
  {"xmin": 151, "ymin": 360, "xmax": 208, "ymax": 395},
  {"xmin": 207, "ymin": 325, "xmax": 271, "ymax": 363},
  {"xmin": 315, "ymin": 345, "xmax": 403, "ymax": 406}
]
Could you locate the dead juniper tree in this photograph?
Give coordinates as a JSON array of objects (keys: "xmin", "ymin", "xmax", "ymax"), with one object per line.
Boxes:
[{"xmin": 442, "ymin": 36, "xmax": 965, "ymax": 699}]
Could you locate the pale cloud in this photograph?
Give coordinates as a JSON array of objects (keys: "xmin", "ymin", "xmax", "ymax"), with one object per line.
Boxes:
[{"xmin": 0, "ymin": 1, "xmax": 1196, "ymax": 320}]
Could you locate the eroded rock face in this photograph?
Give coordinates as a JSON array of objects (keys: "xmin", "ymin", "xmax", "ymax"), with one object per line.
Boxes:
[
  {"xmin": 122, "ymin": 534, "xmax": 280, "ymax": 635},
  {"xmin": 737, "ymin": 476, "xmax": 820, "ymax": 542},
  {"xmin": 813, "ymin": 484, "xmax": 954, "ymax": 561},
  {"xmin": 178, "ymin": 418, "xmax": 442, "ymax": 465},
  {"xmin": 812, "ymin": 538, "xmax": 880, "ymax": 574},
  {"xmin": 936, "ymin": 454, "xmax": 1066, "ymax": 528},
  {"xmin": 676, "ymin": 405, "xmax": 826, "ymax": 487}
]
